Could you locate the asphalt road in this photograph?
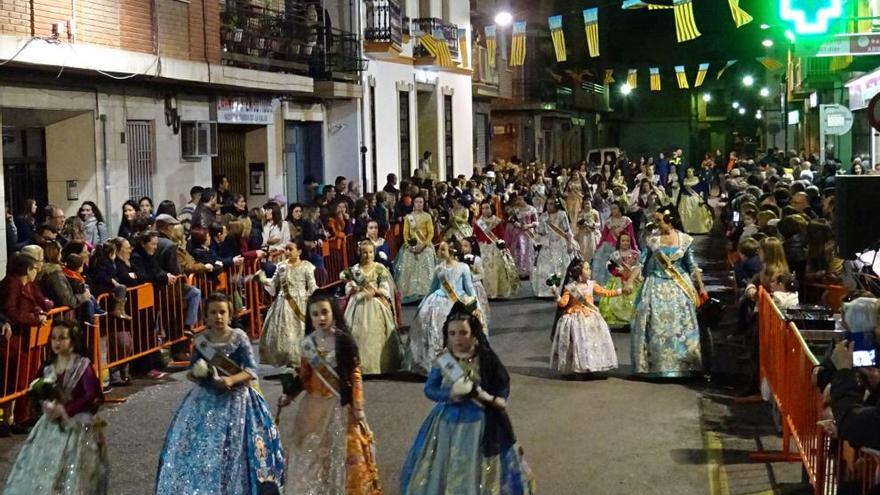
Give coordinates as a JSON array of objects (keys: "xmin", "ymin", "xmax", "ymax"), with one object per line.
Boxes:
[{"xmin": 0, "ymin": 247, "xmax": 727, "ymax": 495}]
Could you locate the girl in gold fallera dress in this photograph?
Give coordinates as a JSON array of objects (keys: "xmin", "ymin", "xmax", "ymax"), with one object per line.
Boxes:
[
  {"xmin": 343, "ymin": 241, "xmax": 398, "ymax": 376},
  {"xmin": 575, "ymin": 197, "xmax": 601, "ymax": 263},
  {"xmin": 281, "ymin": 293, "xmax": 382, "ymax": 495},
  {"xmin": 473, "ymin": 201, "xmax": 519, "ymax": 299},
  {"xmin": 395, "ymin": 196, "xmax": 437, "ymax": 303},
  {"xmin": 258, "ymin": 239, "xmax": 318, "ymax": 368}
]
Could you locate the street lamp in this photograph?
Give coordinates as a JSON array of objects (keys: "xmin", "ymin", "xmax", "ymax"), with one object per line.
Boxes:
[
  {"xmin": 760, "ymin": 23, "xmax": 771, "ymax": 30},
  {"xmin": 755, "ymin": 110, "xmax": 763, "ymax": 119},
  {"xmin": 494, "ymin": 11, "xmax": 513, "ymax": 26},
  {"xmin": 620, "ymin": 83, "xmax": 633, "ymax": 96},
  {"xmin": 732, "ymin": 101, "xmax": 740, "ymax": 109},
  {"xmin": 738, "ymin": 107, "xmax": 746, "ymax": 115},
  {"xmin": 760, "ymin": 87, "xmax": 770, "ymax": 97},
  {"xmin": 762, "ymin": 39, "xmax": 774, "ymax": 48},
  {"xmin": 702, "ymin": 93, "xmax": 712, "ymax": 102},
  {"xmin": 742, "ymin": 75, "xmax": 755, "ymax": 87}
]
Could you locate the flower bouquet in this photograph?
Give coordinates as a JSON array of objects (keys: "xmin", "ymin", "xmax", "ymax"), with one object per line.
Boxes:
[
  {"xmin": 460, "ymin": 295, "xmax": 479, "ymax": 314},
  {"xmin": 545, "ymin": 273, "xmax": 562, "ymax": 288},
  {"xmin": 29, "ymin": 376, "xmax": 62, "ymax": 412},
  {"xmin": 495, "ymin": 239, "xmax": 507, "ymax": 250},
  {"xmin": 407, "ymin": 238, "xmax": 418, "ymax": 247},
  {"xmin": 462, "ymin": 253, "xmax": 475, "ymax": 266},
  {"xmin": 340, "ymin": 266, "xmax": 366, "ymax": 287}
]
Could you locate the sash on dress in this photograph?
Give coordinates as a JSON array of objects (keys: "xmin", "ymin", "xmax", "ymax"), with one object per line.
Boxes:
[
  {"xmin": 407, "ymin": 214, "xmax": 427, "ymax": 245},
  {"xmin": 654, "ymin": 250, "xmax": 700, "ymax": 307}
]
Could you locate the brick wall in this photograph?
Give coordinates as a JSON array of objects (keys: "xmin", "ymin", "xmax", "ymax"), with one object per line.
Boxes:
[
  {"xmin": 0, "ymin": 0, "xmax": 31, "ymax": 37},
  {"xmin": 31, "ymin": 0, "xmax": 72, "ymax": 38},
  {"xmin": 158, "ymin": 0, "xmax": 190, "ymax": 59},
  {"xmin": 188, "ymin": 0, "xmax": 221, "ymax": 64},
  {"xmin": 76, "ymin": 0, "xmax": 121, "ymax": 48},
  {"xmin": 119, "ymin": 0, "xmax": 156, "ymax": 53}
]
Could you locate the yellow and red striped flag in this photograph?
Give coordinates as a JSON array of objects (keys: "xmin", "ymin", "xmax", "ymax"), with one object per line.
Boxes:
[
  {"xmin": 604, "ymin": 69, "xmax": 615, "ymax": 85},
  {"xmin": 485, "ymin": 25, "xmax": 497, "ymax": 68},
  {"xmin": 458, "ymin": 28, "xmax": 469, "ymax": 67},
  {"xmin": 675, "ymin": 65, "xmax": 689, "ymax": 88},
  {"xmin": 716, "ymin": 59, "xmax": 737, "ymax": 80},
  {"xmin": 649, "ymin": 67, "xmax": 661, "ymax": 91},
  {"xmin": 673, "ymin": 0, "xmax": 701, "ymax": 42},
  {"xmin": 549, "ymin": 15, "xmax": 567, "ymax": 62},
  {"xmin": 694, "ymin": 63, "xmax": 709, "ymax": 87},
  {"xmin": 583, "ymin": 8, "xmax": 600, "ymax": 58},
  {"xmin": 509, "ymin": 21, "xmax": 527, "ymax": 67},
  {"xmin": 627, "ymin": 68, "xmax": 637, "ymax": 88},
  {"xmin": 420, "ymin": 32, "xmax": 453, "ymax": 67},
  {"xmin": 727, "ymin": 0, "xmax": 753, "ymax": 28},
  {"xmin": 756, "ymin": 56, "xmax": 784, "ymax": 71}
]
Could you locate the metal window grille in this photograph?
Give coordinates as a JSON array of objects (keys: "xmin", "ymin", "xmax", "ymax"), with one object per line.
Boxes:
[
  {"xmin": 370, "ymin": 83, "xmax": 378, "ymax": 190},
  {"xmin": 126, "ymin": 121, "xmax": 155, "ymax": 201},
  {"xmin": 444, "ymin": 94, "xmax": 453, "ymax": 180}
]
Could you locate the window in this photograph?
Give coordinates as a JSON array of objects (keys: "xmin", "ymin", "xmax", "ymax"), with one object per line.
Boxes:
[
  {"xmin": 126, "ymin": 121, "xmax": 155, "ymax": 201},
  {"xmin": 181, "ymin": 120, "xmax": 218, "ymax": 159},
  {"xmin": 444, "ymin": 94, "xmax": 453, "ymax": 179},
  {"xmin": 370, "ymin": 83, "xmax": 378, "ymax": 191},
  {"xmin": 399, "ymin": 91, "xmax": 411, "ymax": 177}
]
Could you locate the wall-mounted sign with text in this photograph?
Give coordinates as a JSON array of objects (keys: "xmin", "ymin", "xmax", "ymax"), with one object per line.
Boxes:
[{"xmin": 217, "ymin": 97, "xmax": 274, "ymax": 124}]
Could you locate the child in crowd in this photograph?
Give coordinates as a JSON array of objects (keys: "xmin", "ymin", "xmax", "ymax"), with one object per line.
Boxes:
[
  {"xmin": 733, "ymin": 237, "xmax": 762, "ymax": 291},
  {"xmin": 740, "ymin": 211, "xmax": 758, "ymax": 240},
  {"xmin": 63, "ymin": 253, "xmax": 105, "ymax": 328}
]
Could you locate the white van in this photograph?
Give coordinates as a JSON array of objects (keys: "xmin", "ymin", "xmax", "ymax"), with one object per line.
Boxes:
[{"xmin": 587, "ymin": 148, "xmax": 621, "ymax": 168}]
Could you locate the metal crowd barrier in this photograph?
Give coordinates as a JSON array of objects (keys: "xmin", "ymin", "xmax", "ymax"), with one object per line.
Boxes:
[{"xmin": 0, "ymin": 225, "xmax": 407, "ymax": 417}]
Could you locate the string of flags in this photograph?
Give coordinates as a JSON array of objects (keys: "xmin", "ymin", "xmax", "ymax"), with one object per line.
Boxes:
[{"xmin": 509, "ymin": 21, "xmax": 527, "ymax": 67}]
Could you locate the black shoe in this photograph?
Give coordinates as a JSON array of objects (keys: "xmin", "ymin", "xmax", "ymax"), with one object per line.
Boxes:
[
  {"xmin": 0, "ymin": 425, "xmax": 10, "ymax": 437},
  {"xmin": 9, "ymin": 424, "xmax": 31, "ymax": 435}
]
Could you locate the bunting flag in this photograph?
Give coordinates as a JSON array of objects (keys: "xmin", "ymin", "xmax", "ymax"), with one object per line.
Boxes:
[
  {"xmin": 583, "ymin": 8, "xmax": 600, "ymax": 58},
  {"xmin": 627, "ymin": 68, "xmax": 637, "ymax": 88},
  {"xmin": 716, "ymin": 59, "xmax": 737, "ymax": 80},
  {"xmin": 727, "ymin": 0, "xmax": 753, "ymax": 28},
  {"xmin": 485, "ymin": 25, "xmax": 497, "ymax": 68},
  {"xmin": 674, "ymin": 65, "xmax": 689, "ymax": 88},
  {"xmin": 830, "ymin": 55, "xmax": 853, "ymax": 71},
  {"xmin": 694, "ymin": 63, "xmax": 709, "ymax": 87},
  {"xmin": 621, "ymin": 0, "xmax": 651, "ymax": 8},
  {"xmin": 604, "ymin": 69, "xmax": 615, "ymax": 85},
  {"xmin": 549, "ymin": 15, "xmax": 567, "ymax": 62},
  {"xmin": 756, "ymin": 56, "xmax": 784, "ymax": 71},
  {"xmin": 648, "ymin": 3, "xmax": 674, "ymax": 9},
  {"xmin": 419, "ymin": 31, "xmax": 454, "ymax": 67},
  {"xmin": 458, "ymin": 29, "xmax": 469, "ymax": 67},
  {"xmin": 672, "ymin": 0, "xmax": 701, "ymax": 42},
  {"xmin": 509, "ymin": 21, "xmax": 527, "ymax": 67},
  {"xmin": 649, "ymin": 67, "xmax": 661, "ymax": 91}
]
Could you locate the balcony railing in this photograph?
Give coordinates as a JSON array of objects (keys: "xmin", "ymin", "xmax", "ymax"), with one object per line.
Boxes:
[
  {"xmin": 219, "ymin": 3, "xmax": 363, "ymax": 81},
  {"xmin": 473, "ymin": 45, "xmax": 498, "ymax": 86},
  {"xmin": 365, "ymin": 0, "xmax": 403, "ymax": 49},
  {"xmin": 411, "ymin": 17, "xmax": 459, "ymax": 60}
]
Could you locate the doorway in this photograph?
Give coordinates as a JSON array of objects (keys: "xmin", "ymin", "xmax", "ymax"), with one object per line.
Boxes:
[
  {"xmin": 2, "ymin": 127, "xmax": 48, "ymax": 212},
  {"xmin": 416, "ymin": 88, "xmax": 438, "ymax": 178},
  {"xmin": 285, "ymin": 122, "xmax": 323, "ymax": 202}
]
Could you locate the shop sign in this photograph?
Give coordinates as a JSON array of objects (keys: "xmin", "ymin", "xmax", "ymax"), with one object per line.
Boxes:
[
  {"xmin": 847, "ymin": 67, "xmax": 880, "ymax": 110},
  {"xmin": 820, "ymin": 104, "xmax": 853, "ymax": 136},
  {"xmin": 814, "ymin": 33, "xmax": 880, "ymax": 58},
  {"xmin": 217, "ymin": 97, "xmax": 274, "ymax": 124}
]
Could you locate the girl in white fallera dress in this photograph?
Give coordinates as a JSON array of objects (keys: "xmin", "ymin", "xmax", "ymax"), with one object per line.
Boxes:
[
  {"xmin": 531, "ymin": 198, "xmax": 576, "ymax": 298},
  {"xmin": 550, "ymin": 260, "xmax": 626, "ymax": 376},
  {"xmin": 460, "ymin": 236, "xmax": 491, "ymax": 329},
  {"xmin": 258, "ymin": 239, "xmax": 317, "ymax": 368},
  {"xmin": 574, "ymin": 197, "xmax": 601, "ymax": 263}
]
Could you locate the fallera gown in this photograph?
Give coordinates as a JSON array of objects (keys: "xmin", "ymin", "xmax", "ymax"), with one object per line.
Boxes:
[
  {"xmin": 551, "ymin": 282, "xmax": 620, "ymax": 373},
  {"xmin": 395, "ymin": 212, "xmax": 437, "ymax": 303},
  {"xmin": 531, "ymin": 210, "xmax": 575, "ymax": 298},
  {"xmin": 343, "ymin": 262, "xmax": 398, "ymax": 375},
  {"xmin": 259, "ymin": 259, "xmax": 318, "ymax": 368}
]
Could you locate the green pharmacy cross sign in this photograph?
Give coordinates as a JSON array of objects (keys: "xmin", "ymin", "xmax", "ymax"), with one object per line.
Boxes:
[{"xmin": 780, "ymin": 0, "xmax": 843, "ymax": 34}]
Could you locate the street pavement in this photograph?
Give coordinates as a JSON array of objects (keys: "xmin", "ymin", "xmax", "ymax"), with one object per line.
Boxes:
[{"xmin": 0, "ymin": 235, "xmax": 803, "ymax": 494}]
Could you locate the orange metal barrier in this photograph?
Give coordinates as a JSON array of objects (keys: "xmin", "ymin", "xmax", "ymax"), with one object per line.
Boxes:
[
  {"xmin": 1, "ymin": 307, "xmax": 82, "ymax": 413},
  {"xmin": 802, "ymin": 283, "xmax": 848, "ymax": 313}
]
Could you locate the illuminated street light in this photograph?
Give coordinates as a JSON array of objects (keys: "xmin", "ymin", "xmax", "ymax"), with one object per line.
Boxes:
[
  {"xmin": 760, "ymin": 23, "xmax": 771, "ymax": 30},
  {"xmin": 742, "ymin": 75, "xmax": 755, "ymax": 87},
  {"xmin": 620, "ymin": 83, "xmax": 633, "ymax": 96},
  {"xmin": 702, "ymin": 93, "xmax": 712, "ymax": 102},
  {"xmin": 762, "ymin": 39, "xmax": 774, "ymax": 48},
  {"xmin": 732, "ymin": 101, "xmax": 740, "ymax": 109},
  {"xmin": 785, "ymin": 29, "xmax": 796, "ymax": 43},
  {"xmin": 755, "ymin": 110, "xmax": 763, "ymax": 119},
  {"xmin": 738, "ymin": 107, "xmax": 746, "ymax": 115},
  {"xmin": 494, "ymin": 11, "xmax": 513, "ymax": 26},
  {"xmin": 760, "ymin": 87, "xmax": 770, "ymax": 97}
]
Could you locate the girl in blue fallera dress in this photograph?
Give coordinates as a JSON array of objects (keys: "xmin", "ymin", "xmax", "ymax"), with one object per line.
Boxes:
[
  {"xmin": 631, "ymin": 209, "xmax": 708, "ymax": 377},
  {"xmin": 155, "ymin": 293, "xmax": 285, "ymax": 494},
  {"xmin": 400, "ymin": 303, "xmax": 535, "ymax": 495}
]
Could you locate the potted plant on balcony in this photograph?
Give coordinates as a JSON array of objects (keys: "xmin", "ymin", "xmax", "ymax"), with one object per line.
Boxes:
[{"xmin": 221, "ymin": 11, "xmax": 243, "ymax": 44}]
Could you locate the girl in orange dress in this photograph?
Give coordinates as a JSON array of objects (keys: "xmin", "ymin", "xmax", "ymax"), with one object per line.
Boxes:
[
  {"xmin": 550, "ymin": 259, "xmax": 628, "ymax": 376},
  {"xmin": 280, "ymin": 293, "xmax": 382, "ymax": 494}
]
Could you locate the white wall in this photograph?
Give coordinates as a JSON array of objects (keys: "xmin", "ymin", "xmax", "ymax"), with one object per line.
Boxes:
[
  {"xmin": 324, "ymin": 99, "xmax": 362, "ymax": 190},
  {"xmin": 45, "ymin": 113, "xmax": 98, "ymax": 215}
]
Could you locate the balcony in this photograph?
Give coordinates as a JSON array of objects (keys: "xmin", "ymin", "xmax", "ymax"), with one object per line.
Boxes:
[
  {"xmin": 789, "ymin": 56, "xmax": 839, "ymax": 97},
  {"xmin": 411, "ymin": 17, "xmax": 459, "ymax": 61},
  {"xmin": 497, "ymin": 79, "xmax": 609, "ymax": 112},
  {"xmin": 219, "ymin": 3, "xmax": 364, "ymax": 82},
  {"xmin": 365, "ymin": 0, "xmax": 403, "ymax": 53}
]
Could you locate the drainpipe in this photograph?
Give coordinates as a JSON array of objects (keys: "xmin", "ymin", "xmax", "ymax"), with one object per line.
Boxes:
[{"xmin": 100, "ymin": 114, "xmax": 112, "ymax": 232}]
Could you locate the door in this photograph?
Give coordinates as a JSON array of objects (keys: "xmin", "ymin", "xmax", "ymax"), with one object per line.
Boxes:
[
  {"xmin": 474, "ymin": 113, "xmax": 488, "ymax": 170},
  {"xmin": 285, "ymin": 122, "xmax": 324, "ymax": 202},
  {"xmin": 2, "ymin": 127, "xmax": 48, "ymax": 212}
]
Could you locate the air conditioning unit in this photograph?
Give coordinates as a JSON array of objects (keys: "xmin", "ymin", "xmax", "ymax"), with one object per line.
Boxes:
[{"xmin": 180, "ymin": 121, "xmax": 218, "ymax": 159}]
